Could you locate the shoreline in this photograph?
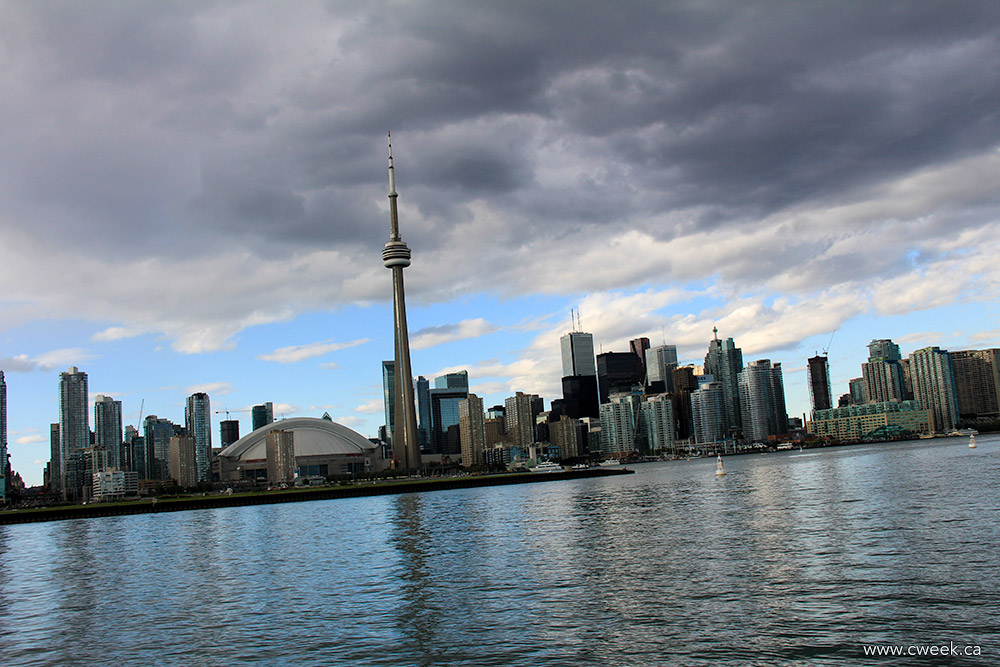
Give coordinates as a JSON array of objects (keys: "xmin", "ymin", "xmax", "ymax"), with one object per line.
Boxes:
[{"xmin": 0, "ymin": 467, "xmax": 633, "ymax": 525}]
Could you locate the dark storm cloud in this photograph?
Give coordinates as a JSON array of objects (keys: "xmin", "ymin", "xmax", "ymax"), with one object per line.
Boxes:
[{"xmin": 3, "ymin": 0, "xmax": 1000, "ymax": 286}]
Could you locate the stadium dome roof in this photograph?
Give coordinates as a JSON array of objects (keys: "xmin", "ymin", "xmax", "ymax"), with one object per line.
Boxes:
[{"xmin": 218, "ymin": 417, "xmax": 374, "ymax": 461}]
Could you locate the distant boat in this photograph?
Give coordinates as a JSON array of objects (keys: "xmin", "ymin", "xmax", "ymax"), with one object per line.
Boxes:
[
  {"xmin": 970, "ymin": 434, "xmax": 977, "ymax": 449},
  {"xmin": 528, "ymin": 461, "xmax": 563, "ymax": 473},
  {"xmin": 599, "ymin": 459, "xmax": 621, "ymax": 467},
  {"xmin": 716, "ymin": 454, "xmax": 726, "ymax": 476}
]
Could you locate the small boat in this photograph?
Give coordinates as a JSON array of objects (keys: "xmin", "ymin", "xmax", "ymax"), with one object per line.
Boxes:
[
  {"xmin": 528, "ymin": 461, "xmax": 564, "ymax": 473},
  {"xmin": 599, "ymin": 459, "xmax": 621, "ymax": 467},
  {"xmin": 969, "ymin": 434, "xmax": 977, "ymax": 449},
  {"xmin": 716, "ymin": 454, "xmax": 726, "ymax": 476}
]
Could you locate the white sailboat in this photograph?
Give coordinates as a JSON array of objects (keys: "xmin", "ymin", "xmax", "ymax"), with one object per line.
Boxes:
[
  {"xmin": 716, "ymin": 454, "xmax": 726, "ymax": 476},
  {"xmin": 969, "ymin": 434, "xmax": 977, "ymax": 449}
]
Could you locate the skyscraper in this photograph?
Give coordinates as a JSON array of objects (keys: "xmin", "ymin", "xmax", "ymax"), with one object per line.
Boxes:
[
  {"xmin": 950, "ymin": 349, "xmax": 1000, "ymax": 419},
  {"xmin": 596, "ymin": 352, "xmax": 645, "ymax": 403},
  {"xmin": 94, "ymin": 394, "xmax": 123, "ymax": 471},
  {"xmin": 144, "ymin": 415, "xmax": 178, "ymax": 481},
  {"xmin": 645, "ymin": 344, "xmax": 678, "ymax": 391},
  {"xmin": 691, "ymin": 381, "xmax": 726, "ymax": 445},
  {"xmin": 599, "ymin": 393, "xmax": 641, "ymax": 455},
  {"xmin": 807, "ymin": 355, "xmax": 832, "ymax": 412},
  {"xmin": 862, "ymin": 339, "xmax": 905, "ymax": 404},
  {"xmin": 0, "ymin": 371, "xmax": 6, "ymax": 503},
  {"xmin": 382, "ymin": 361, "xmax": 396, "ymax": 444},
  {"xmin": 382, "ymin": 134, "xmax": 420, "ymax": 471},
  {"xmin": 168, "ymin": 435, "xmax": 198, "ymax": 488},
  {"xmin": 58, "ymin": 366, "xmax": 89, "ymax": 500},
  {"xmin": 429, "ymin": 384, "xmax": 469, "ymax": 455},
  {"xmin": 504, "ymin": 392, "xmax": 540, "ymax": 452},
  {"xmin": 220, "ymin": 419, "xmax": 241, "ymax": 448},
  {"xmin": 251, "ymin": 402, "xmax": 274, "ymax": 431},
  {"xmin": 909, "ymin": 346, "xmax": 960, "ymax": 433},
  {"xmin": 434, "ymin": 371, "xmax": 469, "ymax": 390},
  {"xmin": 641, "ymin": 394, "xmax": 675, "ymax": 454},
  {"xmin": 739, "ymin": 360, "xmax": 789, "ymax": 443},
  {"xmin": 704, "ymin": 329, "xmax": 743, "ymax": 434},
  {"xmin": 629, "ymin": 337, "xmax": 651, "ymax": 382},
  {"xmin": 415, "ymin": 375, "xmax": 430, "ymax": 450},
  {"xmin": 458, "ymin": 393, "xmax": 486, "ymax": 467},
  {"xmin": 560, "ymin": 331, "xmax": 597, "ymax": 377},
  {"xmin": 185, "ymin": 392, "xmax": 212, "ymax": 482}
]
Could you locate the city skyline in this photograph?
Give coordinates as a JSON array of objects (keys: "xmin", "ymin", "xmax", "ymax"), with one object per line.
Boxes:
[{"xmin": 3, "ymin": 3, "xmax": 1000, "ymax": 485}]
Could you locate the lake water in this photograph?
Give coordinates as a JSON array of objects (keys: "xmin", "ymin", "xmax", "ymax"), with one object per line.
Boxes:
[{"xmin": 1, "ymin": 436, "xmax": 998, "ymax": 666}]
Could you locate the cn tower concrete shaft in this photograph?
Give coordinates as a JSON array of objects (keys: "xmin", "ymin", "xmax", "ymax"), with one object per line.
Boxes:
[{"xmin": 382, "ymin": 133, "xmax": 421, "ymax": 471}]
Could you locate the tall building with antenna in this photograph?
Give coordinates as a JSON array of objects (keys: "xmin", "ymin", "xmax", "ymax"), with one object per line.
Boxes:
[
  {"xmin": 807, "ymin": 355, "xmax": 832, "ymax": 412},
  {"xmin": 382, "ymin": 133, "xmax": 421, "ymax": 471}
]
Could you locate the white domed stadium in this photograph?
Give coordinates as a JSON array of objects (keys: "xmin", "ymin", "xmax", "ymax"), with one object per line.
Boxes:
[{"xmin": 217, "ymin": 417, "xmax": 382, "ymax": 483}]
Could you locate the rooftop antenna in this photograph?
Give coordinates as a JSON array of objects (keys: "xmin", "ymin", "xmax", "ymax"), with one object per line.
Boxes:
[
  {"xmin": 577, "ymin": 308, "xmax": 583, "ymax": 332},
  {"xmin": 570, "ymin": 308, "xmax": 575, "ymax": 332},
  {"xmin": 660, "ymin": 325, "xmax": 666, "ymax": 345}
]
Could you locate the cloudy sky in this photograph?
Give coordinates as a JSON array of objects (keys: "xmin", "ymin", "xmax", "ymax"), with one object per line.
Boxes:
[{"xmin": 3, "ymin": 1, "xmax": 1000, "ymax": 485}]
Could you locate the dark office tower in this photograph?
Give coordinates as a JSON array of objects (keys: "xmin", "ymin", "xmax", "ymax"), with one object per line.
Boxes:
[
  {"xmin": 415, "ymin": 376, "xmax": 430, "ymax": 450},
  {"xmin": 596, "ymin": 352, "xmax": 645, "ymax": 403},
  {"xmin": 144, "ymin": 415, "xmax": 178, "ymax": 481},
  {"xmin": 561, "ymin": 375, "xmax": 599, "ymax": 419},
  {"xmin": 951, "ymin": 349, "xmax": 1000, "ymax": 419},
  {"xmin": 0, "ymin": 371, "xmax": 6, "ymax": 503},
  {"xmin": 739, "ymin": 360, "xmax": 789, "ymax": 443},
  {"xmin": 382, "ymin": 361, "xmax": 396, "ymax": 444},
  {"xmin": 220, "ymin": 419, "xmax": 241, "ymax": 448},
  {"xmin": 630, "ymin": 337, "xmax": 651, "ymax": 381},
  {"xmin": 429, "ymin": 382, "xmax": 469, "ymax": 456},
  {"xmin": 849, "ymin": 377, "xmax": 866, "ymax": 405},
  {"xmin": 58, "ymin": 366, "xmax": 89, "ymax": 500},
  {"xmin": 807, "ymin": 356, "xmax": 832, "ymax": 412},
  {"xmin": 382, "ymin": 134, "xmax": 420, "ymax": 471},
  {"xmin": 862, "ymin": 339, "xmax": 905, "ymax": 404},
  {"xmin": 251, "ymin": 402, "xmax": 274, "ymax": 432},
  {"xmin": 49, "ymin": 423, "xmax": 60, "ymax": 495},
  {"xmin": 93, "ymin": 395, "xmax": 123, "ymax": 470},
  {"xmin": 704, "ymin": 329, "xmax": 744, "ymax": 435},
  {"xmin": 435, "ymin": 371, "xmax": 469, "ymax": 390},
  {"xmin": 672, "ymin": 366, "xmax": 698, "ymax": 442},
  {"xmin": 185, "ymin": 392, "xmax": 212, "ymax": 482}
]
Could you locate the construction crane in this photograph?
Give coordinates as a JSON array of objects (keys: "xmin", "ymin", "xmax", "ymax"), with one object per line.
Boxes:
[
  {"xmin": 135, "ymin": 398, "xmax": 144, "ymax": 430},
  {"xmin": 820, "ymin": 329, "xmax": 837, "ymax": 357},
  {"xmin": 214, "ymin": 408, "xmax": 251, "ymax": 420}
]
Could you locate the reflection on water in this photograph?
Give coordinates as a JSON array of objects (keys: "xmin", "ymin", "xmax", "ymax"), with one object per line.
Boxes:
[{"xmin": 2, "ymin": 436, "xmax": 999, "ymax": 666}]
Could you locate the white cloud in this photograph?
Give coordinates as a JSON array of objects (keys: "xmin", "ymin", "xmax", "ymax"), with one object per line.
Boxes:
[
  {"xmin": 354, "ymin": 399, "xmax": 384, "ymax": 414},
  {"xmin": 16, "ymin": 435, "xmax": 45, "ymax": 445},
  {"xmin": 411, "ymin": 318, "xmax": 500, "ymax": 350},
  {"xmin": 184, "ymin": 381, "xmax": 235, "ymax": 396},
  {"xmin": 257, "ymin": 338, "xmax": 369, "ymax": 363},
  {"xmin": 92, "ymin": 326, "xmax": 145, "ymax": 342}
]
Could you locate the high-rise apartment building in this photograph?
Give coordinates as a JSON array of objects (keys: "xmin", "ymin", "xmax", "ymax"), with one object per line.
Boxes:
[
  {"xmin": 220, "ymin": 419, "xmax": 241, "ymax": 448},
  {"xmin": 641, "ymin": 394, "xmax": 674, "ymax": 454},
  {"xmin": 144, "ymin": 415, "xmax": 178, "ymax": 480},
  {"xmin": 0, "ymin": 371, "xmax": 6, "ymax": 503},
  {"xmin": 862, "ymin": 339, "xmax": 905, "ymax": 404},
  {"xmin": 807, "ymin": 355, "xmax": 832, "ymax": 412},
  {"xmin": 704, "ymin": 330, "xmax": 744, "ymax": 435},
  {"xmin": 94, "ymin": 394, "xmax": 123, "ymax": 471},
  {"xmin": 58, "ymin": 366, "xmax": 90, "ymax": 500},
  {"xmin": 691, "ymin": 381, "xmax": 726, "ymax": 444},
  {"xmin": 560, "ymin": 331, "xmax": 597, "ymax": 377},
  {"xmin": 909, "ymin": 346, "xmax": 960, "ymax": 433},
  {"xmin": 265, "ymin": 429, "xmax": 296, "ymax": 484},
  {"xmin": 599, "ymin": 392, "xmax": 641, "ymax": 455},
  {"xmin": 458, "ymin": 393, "xmax": 486, "ymax": 467},
  {"xmin": 168, "ymin": 435, "xmax": 198, "ymax": 488},
  {"xmin": 504, "ymin": 392, "xmax": 540, "ymax": 451},
  {"xmin": 950, "ymin": 349, "xmax": 1000, "ymax": 419},
  {"xmin": 739, "ymin": 360, "xmax": 789, "ymax": 443},
  {"xmin": 185, "ymin": 392, "xmax": 212, "ymax": 482}
]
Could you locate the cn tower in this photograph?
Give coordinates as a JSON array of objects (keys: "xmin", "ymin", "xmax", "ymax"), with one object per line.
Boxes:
[{"xmin": 382, "ymin": 132, "xmax": 421, "ymax": 471}]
